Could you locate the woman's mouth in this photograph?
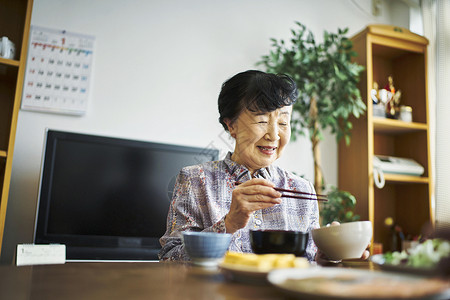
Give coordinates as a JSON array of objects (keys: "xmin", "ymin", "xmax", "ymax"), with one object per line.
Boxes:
[{"xmin": 257, "ymin": 146, "xmax": 277, "ymax": 155}]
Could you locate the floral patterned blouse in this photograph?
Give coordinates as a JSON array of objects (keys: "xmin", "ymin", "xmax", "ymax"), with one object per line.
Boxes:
[{"xmin": 158, "ymin": 152, "xmax": 319, "ymax": 261}]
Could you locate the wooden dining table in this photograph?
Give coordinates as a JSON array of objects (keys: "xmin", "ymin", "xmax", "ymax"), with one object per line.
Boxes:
[{"xmin": 0, "ymin": 260, "xmax": 374, "ymax": 300}]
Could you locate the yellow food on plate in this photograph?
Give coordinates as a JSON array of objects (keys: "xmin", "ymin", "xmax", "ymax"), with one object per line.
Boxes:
[{"xmin": 222, "ymin": 251, "xmax": 309, "ymax": 271}]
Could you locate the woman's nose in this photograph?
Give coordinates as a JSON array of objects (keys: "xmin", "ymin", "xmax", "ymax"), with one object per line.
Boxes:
[{"xmin": 265, "ymin": 123, "xmax": 280, "ymax": 141}]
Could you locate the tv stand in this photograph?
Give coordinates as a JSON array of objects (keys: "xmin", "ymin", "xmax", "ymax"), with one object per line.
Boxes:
[{"xmin": 66, "ymin": 246, "xmax": 160, "ymax": 261}]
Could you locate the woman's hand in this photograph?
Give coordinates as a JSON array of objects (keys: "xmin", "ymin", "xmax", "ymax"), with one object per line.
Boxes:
[
  {"xmin": 315, "ymin": 221, "xmax": 371, "ymax": 265},
  {"xmin": 225, "ymin": 178, "xmax": 282, "ymax": 233}
]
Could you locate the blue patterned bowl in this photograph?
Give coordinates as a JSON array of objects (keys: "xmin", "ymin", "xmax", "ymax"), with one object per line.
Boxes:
[{"xmin": 182, "ymin": 231, "xmax": 232, "ymax": 267}]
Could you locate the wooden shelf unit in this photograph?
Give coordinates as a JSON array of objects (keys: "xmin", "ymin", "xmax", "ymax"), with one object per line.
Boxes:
[
  {"xmin": 0, "ymin": 0, "xmax": 33, "ymax": 256},
  {"xmin": 338, "ymin": 25, "xmax": 433, "ymax": 253}
]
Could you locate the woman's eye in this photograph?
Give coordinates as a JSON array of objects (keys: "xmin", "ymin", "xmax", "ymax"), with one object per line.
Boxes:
[
  {"xmin": 279, "ymin": 122, "xmax": 288, "ymax": 126},
  {"xmin": 258, "ymin": 121, "xmax": 268, "ymax": 124}
]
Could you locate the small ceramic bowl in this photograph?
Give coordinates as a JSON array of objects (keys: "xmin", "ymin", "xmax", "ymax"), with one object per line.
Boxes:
[
  {"xmin": 311, "ymin": 221, "xmax": 372, "ymax": 261},
  {"xmin": 182, "ymin": 231, "xmax": 232, "ymax": 267},
  {"xmin": 249, "ymin": 230, "xmax": 309, "ymax": 256}
]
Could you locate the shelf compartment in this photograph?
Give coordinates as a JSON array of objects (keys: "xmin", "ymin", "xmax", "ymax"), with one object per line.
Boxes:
[
  {"xmin": 0, "ymin": 67, "xmax": 18, "ymax": 151},
  {"xmin": 374, "ymin": 130, "xmax": 429, "ymax": 177},
  {"xmin": 0, "ymin": 0, "xmax": 28, "ymax": 60},
  {"xmin": 373, "ymin": 183, "xmax": 431, "ymax": 252},
  {"xmin": 371, "ymin": 43, "xmax": 427, "ymax": 124}
]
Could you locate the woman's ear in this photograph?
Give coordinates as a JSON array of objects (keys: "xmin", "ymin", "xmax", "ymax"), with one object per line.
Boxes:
[{"xmin": 224, "ymin": 119, "xmax": 236, "ymax": 138}]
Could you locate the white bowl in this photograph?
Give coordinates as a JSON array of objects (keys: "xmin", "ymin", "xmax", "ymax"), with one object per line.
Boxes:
[{"xmin": 311, "ymin": 221, "xmax": 372, "ymax": 261}]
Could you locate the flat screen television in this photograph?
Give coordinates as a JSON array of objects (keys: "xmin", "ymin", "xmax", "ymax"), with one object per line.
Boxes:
[{"xmin": 34, "ymin": 130, "xmax": 219, "ymax": 261}]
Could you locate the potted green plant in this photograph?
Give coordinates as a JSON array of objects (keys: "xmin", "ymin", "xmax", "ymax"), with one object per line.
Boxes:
[{"xmin": 258, "ymin": 22, "xmax": 365, "ymax": 225}]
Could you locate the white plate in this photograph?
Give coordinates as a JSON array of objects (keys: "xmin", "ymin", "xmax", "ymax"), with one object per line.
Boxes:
[{"xmin": 268, "ymin": 267, "xmax": 450, "ymax": 300}]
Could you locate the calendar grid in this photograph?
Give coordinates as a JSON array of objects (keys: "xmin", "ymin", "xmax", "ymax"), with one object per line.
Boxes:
[{"xmin": 21, "ymin": 26, "xmax": 95, "ymax": 115}]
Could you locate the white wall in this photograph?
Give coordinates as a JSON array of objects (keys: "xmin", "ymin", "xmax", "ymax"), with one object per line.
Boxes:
[{"xmin": 1, "ymin": 0, "xmax": 409, "ymax": 263}]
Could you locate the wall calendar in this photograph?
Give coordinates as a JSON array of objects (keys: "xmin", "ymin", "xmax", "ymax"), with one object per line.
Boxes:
[{"xmin": 21, "ymin": 26, "xmax": 95, "ymax": 115}]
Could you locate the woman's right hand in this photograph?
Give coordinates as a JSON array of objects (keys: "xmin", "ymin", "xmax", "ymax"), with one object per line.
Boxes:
[{"xmin": 224, "ymin": 178, "xmax": 282, "ymax": 233}]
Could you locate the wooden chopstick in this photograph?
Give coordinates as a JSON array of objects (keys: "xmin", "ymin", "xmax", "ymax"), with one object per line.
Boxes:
[
  {"xmin": 277, "ymin": 193, "xmax": 328, "ymax": 202},
  {"xmin": 274, "ymin": 187, "xmax": 328, "ymax": 202},
  {"xmin": 273, "ymin": 187, "xmax": 327, "ymax": 197},
  {"xmin": 234, "ymin": 182, "xmax": 328, "ymax": 202}
]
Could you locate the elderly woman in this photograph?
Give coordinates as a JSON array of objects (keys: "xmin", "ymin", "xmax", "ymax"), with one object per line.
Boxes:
[{"xmin": 159, "ymin": 70, "xmax": 353, "ymax": 262}]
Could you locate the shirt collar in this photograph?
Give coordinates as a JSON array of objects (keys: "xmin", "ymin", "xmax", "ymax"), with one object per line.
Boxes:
[{"xmin": 223, "ymin": 152, "xmax": 273, "ymax": 181}]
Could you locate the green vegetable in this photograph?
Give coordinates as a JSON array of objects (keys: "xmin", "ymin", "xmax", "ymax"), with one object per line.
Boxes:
[{"xmin": 383, "ymin": 239, "xmax": 450, "ymax": 268}]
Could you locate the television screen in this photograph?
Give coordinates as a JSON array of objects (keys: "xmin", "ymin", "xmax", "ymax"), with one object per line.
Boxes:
[{"xmin": 34, "ymin": 130, "xmax": 219, "ymax": 260}]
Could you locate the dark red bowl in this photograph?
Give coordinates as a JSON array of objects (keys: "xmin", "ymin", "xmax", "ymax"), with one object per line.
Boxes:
[{"xmin": 250, "ymin": 230, "xmax": 309, "ymax": 257}]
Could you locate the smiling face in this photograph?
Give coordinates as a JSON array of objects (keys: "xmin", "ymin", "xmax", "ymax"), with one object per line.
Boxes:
[{"xmin": 225, "ymin": 106, "xmax": 292, "ymax": 174}]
